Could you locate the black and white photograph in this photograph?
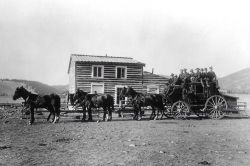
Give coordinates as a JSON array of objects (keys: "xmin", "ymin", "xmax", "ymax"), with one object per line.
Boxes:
[{"xmin": 1, "ymin": 0, "xmax": 250, "ymax": 165}]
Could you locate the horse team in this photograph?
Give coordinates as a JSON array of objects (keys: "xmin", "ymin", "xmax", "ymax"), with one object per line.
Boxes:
[{"xmin": 13, "ymin": 85, "xmax": 169, "ymax": 125}]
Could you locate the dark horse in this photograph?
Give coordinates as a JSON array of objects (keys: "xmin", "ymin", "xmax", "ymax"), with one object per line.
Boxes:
[
  {"xmin": 66, "ymin": 90, "xmax": 92, "ymax": 121},
  {"xmin": 73, "ymin": 89, "xmax": 114, "ymax": 121},
  {"xmin": 13, "ymin": 86, "xmax": 61, "ymax": 125},
  {"xmin": 120, "ymin": 86, "xmax": 165, "ymax": 120},
  {"xmin": 72, "ymin": 89, "xmax": 91, "ymax": 121}
]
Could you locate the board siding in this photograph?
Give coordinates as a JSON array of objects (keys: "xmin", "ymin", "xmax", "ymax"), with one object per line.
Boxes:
[
  {"xmin": 69, "ymin": 62, "xmax": 169, "ymax": 99},
  {"xmin": 73, "ymin": 62, "xmax": 143, "ymax": 97}
]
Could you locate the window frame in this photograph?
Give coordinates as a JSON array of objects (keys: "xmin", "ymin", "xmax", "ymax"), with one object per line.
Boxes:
[
  {"xmin": 92, "ymin": 65, "xmax": 104, "ymax": 78},
  {"xmin": 115, "ymin": 66, "xmax": 127, "ymax": 79},
  {"xmin": 91, "ymin": 83, "xmax": 104, "ymax": 94}
]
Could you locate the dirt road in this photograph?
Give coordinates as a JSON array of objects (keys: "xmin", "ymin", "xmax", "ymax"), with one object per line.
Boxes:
[{"xmin": 1, "ymin": 110, "xmax": 250, "ymax": 166}]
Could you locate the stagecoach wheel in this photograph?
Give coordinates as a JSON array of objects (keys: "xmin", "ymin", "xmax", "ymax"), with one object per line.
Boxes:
[
  {"xmin": 171, "ymin": 101, "xmax": 190, "ymax": 120},
  {"xmin": 205, "ymin": 95, "xmax": 227, "ymax": 119}
]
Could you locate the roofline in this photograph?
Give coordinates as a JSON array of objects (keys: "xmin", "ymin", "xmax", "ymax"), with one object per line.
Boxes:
[
  {"xmin": 68, "ymin": 54, "xmax": 145, "ymax": 73},
  {"xmin": 71, "ymin": 54, "xmax": 135, "ymax": 60},
  {"xmin": 67, "ymin": 56, "xmax": 72, "ymax": 74}
]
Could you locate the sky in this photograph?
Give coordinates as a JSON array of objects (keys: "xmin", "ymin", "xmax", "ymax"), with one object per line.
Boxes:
[{"xmin": 0, "ymin": 0, "xmax": 250, "ymax": 85}]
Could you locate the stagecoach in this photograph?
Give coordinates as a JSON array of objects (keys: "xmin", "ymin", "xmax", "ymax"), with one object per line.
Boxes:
[{"xmin": 164, "ymin": 80, "xmax": 245, "ymax": 119}]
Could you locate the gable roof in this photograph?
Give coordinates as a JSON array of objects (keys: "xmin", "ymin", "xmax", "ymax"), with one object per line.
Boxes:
[
  {"xmin": 143, "ymin": 71, "xmax": 169, "ymax": 84},
  {"xmin": 68, "ymin": 54, "xmax": 145, "ymax": 73}
]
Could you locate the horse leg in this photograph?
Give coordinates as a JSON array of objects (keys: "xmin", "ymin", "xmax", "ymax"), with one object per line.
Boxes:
[
  {"xmin": 87, "ymin": 105, "xmax": 92, "ymax": 121},
  {"xmin": 103, "ymin": 107, "xmax": 107, "ymax": 121},
  {"xmin": 47, "ymin": 111, "xmax": 52, "ymax": 122},
  {"xmin": 50, "ymin": 106, "xmax": 56, "ymax": 123},
  {"xmin": 138, "ymin": 107, "xmax": 142, "ymax": 121},
  {"xmin": 46, "ymin": 105, "xmax": 55, "ymax": 123},
  {"xmin": 160, "ymin": 107, "xmax": 164, "ymax": 120},
  {"xmin": 30, "ymin": 106, "xmax": 35, "ymax": 125},
  {"xmin": 52, "ymin": 105, "xmax": 59, "ymax": 123},
  {"xmin": 82, "ymin": 105, "xmax": 86, "ymax": 121},
  {"xmin": 55, "ymin": 106, "xmax": 60, "ymax": 123},
  {"xmin": 108, "ymin": 106, "xmax": 112, "ymax": 121},
  {"xmin": 133, "ymin": 107, "xmax": 138, "ymax": 120},
  {"xmin": 150, "ymin": 106, "xmax": 155, "ymax": 120},
  {"xmin": 155, "ymin": 108, "xmax": 160, "ymax": 120}
]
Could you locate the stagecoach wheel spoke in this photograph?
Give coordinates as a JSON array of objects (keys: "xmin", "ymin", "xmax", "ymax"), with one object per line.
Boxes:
[
  {"xmin": 211, "ymin": 98, "xmax": 216, "ymax": 106},
  {"xmin": 210, "ymin": 109, "xmax": 216, "ymax": 119},
  {"xmin": 206, "ymin": 108, "xmax": 214, "ymax": 112},
  {"xmin": 208, "ymin": 101, "xmax": 214, "ymax": 107},
  {"xmin": 171, "ymin": 101, "xmax": 190, "ymax": 120},
  {"xmin": 205, "ymin": 95, "xmax": 227, "ymax": 119},
  {"xmin": 218, "ymin": 100, "xmax": 226, "ymax": 107}
]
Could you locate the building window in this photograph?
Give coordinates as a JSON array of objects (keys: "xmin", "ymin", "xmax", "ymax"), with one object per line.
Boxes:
[
  {"xmin": 92, "ymin": 65, "xmax": 103, "ymax": 78},
  {"xmin": 147, "ymin": 85, "xmax": 159, "ymax": 94},
  {"xmin": 91, "ymin": 83, "xmax": 104, "ymax": 94},
  {"xmin": 116, "ymin": 66, "xmax": 127, "ymax": 79}
]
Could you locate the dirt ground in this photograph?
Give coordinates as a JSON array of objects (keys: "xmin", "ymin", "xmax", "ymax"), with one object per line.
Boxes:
[{"xmin": 1, "ymin": 109, "xmax": 250, "ymax": 166}]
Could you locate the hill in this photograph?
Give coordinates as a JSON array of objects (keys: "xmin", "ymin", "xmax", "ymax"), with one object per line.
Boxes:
[
  {"xmin": 51, "ymin": 85, "xmax": 69, "ymax": 94},
  {"xmin": 0, "ymin": 79, "xmax": 68, "ymax": 97},
  {"xmin": 218, "ymin": 68, "xmax": 250, "ymax": 94}
]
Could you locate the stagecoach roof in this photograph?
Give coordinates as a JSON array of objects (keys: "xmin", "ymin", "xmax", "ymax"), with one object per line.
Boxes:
[{"xmin": 68, "ymin": 54, "xmax": 145, "ymax": 73}]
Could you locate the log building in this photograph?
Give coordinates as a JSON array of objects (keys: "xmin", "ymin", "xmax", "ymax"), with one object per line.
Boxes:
[{"xmin": 68, "ymin": 54, "xmax": 168, "ymax": 105}]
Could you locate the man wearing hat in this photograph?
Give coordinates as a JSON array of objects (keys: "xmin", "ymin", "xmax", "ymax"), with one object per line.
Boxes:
[
  {"xmin": 200, "ymin": 68, "xmax": 205, "ymax": 87},
  {"xmin": 178, "ymin": 69, "xmax": 185, "ymax": 81},
  {"xmin": 183, "ymin": 68, "xmax": 190, "ymax": 79},
  {"xmin": 190, "ymin": 69, "xmax": 195, "ymax": 81},
  {"xmin": 168, "ymin": 73, "xmax": 175, "ymax": 85},
  {"xmin": 208, "ymin": 66, "xmax": 219, "ymax": 89},
  {"xmin": 189, "ymin": 69, "xmax": 196, "ymax": 92},
  {"xmin": 204, "ymin": 68, "xmax": 210, "ymax": 87},
  {"xmin": 208, "ymin": 66, "xmax": 216, "ymax": 81},
  {"xmin": 194, "ymin": 68, "xmax": 201, "ymax": 81}
]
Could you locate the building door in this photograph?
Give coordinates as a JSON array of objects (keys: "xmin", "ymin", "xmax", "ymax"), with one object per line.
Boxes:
[{"xmin": 115, "ymin": 86, "xmax": 127, "ymax": 105}]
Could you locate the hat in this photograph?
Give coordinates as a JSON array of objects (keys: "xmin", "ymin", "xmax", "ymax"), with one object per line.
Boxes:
[
  {"xmin": 195, "ymin": 68, "xmax": 200, "ymax": 71},
  {"xmin": 201, "ymin": 68, "xmax": 204, "ymax": 71},
  {"xmin": 183, "ymin": 68, "xmax": 187, "ymax": 71},
  {"xmin": 190, "ymin": 69, "xmax": 194, "ymax": 72},
  {"xmin": 170, "ymin": 73, "xmax": 174, "ymax": 76},
  {"xmin": 209, "ymin": 66, "xmax": 213, "ymax": 69}
]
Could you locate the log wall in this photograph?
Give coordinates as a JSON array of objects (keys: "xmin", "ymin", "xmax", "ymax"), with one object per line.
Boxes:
[{"xmin": 74, "ymin": 62, "xmax": 144, "ymax": 96}]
